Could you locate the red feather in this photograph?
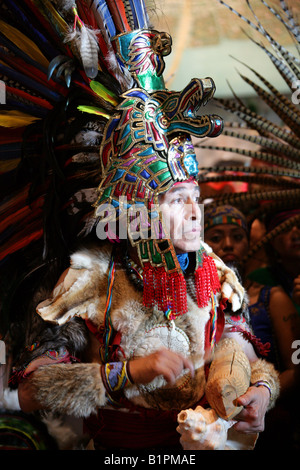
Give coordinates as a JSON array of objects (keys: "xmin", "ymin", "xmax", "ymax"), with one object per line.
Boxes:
[{"xmin": 107, "ymin": 0, "xmax": 131, "ymax": 33}]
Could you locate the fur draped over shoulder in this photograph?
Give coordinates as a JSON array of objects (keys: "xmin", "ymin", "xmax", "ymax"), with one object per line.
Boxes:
[
  {"xmin": 36, "ymin": 244, "xmax": 115, "ymax": 327},
  {"xmin": 37, "ymin": 242, "xmax": 247, "ymax": 329}
]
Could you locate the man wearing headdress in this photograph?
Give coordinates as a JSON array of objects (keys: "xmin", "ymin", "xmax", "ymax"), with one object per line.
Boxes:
[{"xmin": 11, "ymin": 25, "xmax": 280, "ymax": 451}]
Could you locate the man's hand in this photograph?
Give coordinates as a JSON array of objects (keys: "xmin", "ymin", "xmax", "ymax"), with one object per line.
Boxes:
[
  {"xmin": 127, "ymin": 348, "xmax": 195, "ymax": 385},
  {"xmin": 233, "ymin": 385, "xmax": 270, "ymax": 433}
]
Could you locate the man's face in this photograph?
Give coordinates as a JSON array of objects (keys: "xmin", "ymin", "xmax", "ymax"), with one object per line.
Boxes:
[{"xmin": 158, "ymin": 181, "xmax": 202, "ymax": 253}]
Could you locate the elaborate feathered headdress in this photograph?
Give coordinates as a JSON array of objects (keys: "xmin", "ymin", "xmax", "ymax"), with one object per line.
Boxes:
[{"xmin": 0, "ymin": 0, "xmax": 224, "ymax": 337}]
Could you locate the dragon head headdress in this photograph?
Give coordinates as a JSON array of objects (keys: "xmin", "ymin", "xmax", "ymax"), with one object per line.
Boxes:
[{"xmin": 87, "ymin": 27, "xmax": 223, "ymax": 315}]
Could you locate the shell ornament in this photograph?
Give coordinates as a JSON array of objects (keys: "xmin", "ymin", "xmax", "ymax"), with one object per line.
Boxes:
[{"xmin": 177, "ymin": 338, "xmax": 257, "ymax": 450}]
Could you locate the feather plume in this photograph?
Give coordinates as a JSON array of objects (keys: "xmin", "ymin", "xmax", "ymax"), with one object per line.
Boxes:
[
  {"xmin": 79, "ymin": 25, "xmax": 99, "ymax": 79},
  {"xmin": 64, "ymin": 24, "xmax": 100, "ymax": 79},
  {"xmin": 0, "ymin": 0, "xmax": 153, "ymax": 342},
  {"xmin": 55, "ymin": 0, "xmax": 77, "ymax": 12},
  {"xmin": 199, "ymin": 0, "xmax": 300, "ymax": 262}
]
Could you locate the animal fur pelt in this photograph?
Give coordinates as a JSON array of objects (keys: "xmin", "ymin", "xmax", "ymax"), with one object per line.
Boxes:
[
  {"xmin": 12, "ymin": 317, "xmax": 90, "ymax": 376},
  {"xmin": 30, "ymin": 362, "xmax": 107, "ymax": 417},
  {"xmin": 36, "ymin": 241, "xmax": 247, "ymax": 328},
  {"xmin": 250, "ymin": 358, "xmax": 280, "ymax": 410},
  {"xmin": 12, "ymin": 243, "xmax": 279, "ymax": 419}
]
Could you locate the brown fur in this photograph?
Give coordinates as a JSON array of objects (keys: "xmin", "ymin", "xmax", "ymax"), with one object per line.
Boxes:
[
  {"xmin": 250, "ymin": 359, "xmax": 280, "ymax": 410},
  {"xmin": 30, "ymin": 245, "xmax": 278, "ymax": 417},
  {"xmin": 31, "ymin": 363, "xmax": 107, "ymax": 417}
]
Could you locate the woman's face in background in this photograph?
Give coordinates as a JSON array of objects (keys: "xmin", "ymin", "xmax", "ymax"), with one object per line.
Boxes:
[
  {"xmin": 271, "ymin": 224, "xmax": 300, "ymax": 262},
  {"xmin": 205, "ymin": 224, "xmax": 249, "ymax": 264}
]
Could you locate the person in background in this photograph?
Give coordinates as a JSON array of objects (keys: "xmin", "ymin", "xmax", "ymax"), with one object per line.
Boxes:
[
  {"xmin": 204, "ymin": 204, "xmax": 300, "ymax": 449},
  {"xmin": 250, "ymin": 209, "xmax": 300, "ymax": 316},
  {"xmin": 293, "ymin": 275, "xmax": 300, "ymax": 306}
]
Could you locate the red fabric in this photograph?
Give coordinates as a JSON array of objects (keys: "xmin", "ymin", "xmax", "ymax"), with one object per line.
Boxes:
[
  {"xmin": 227, "ymin": 313, "xmax": 270, "ymax": 357},
  {"xmin": 204, "ymin": 299, "xmax": 226, "ymax": 355},
  {"xmin": 9, "ymin": 349, "xmax": 76, "ymax": 386},
  {"xmin": 230, "ymin": 325, "xmax": 270, "ymax": 357},
  {"xmin": 85, "ymin": 319, "xmax": 103, "ymax": 343},
  {"xmin": 85, "ymin": 319, "xmax": 125, "ymax": 361},
  {"xmin": 83, "ymin": 396, "xmax": 208, "ymax": 449}
]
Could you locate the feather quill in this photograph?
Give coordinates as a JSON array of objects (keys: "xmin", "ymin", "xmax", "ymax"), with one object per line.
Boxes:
[{"xmin": 78, "ymin": 24, "xmax": 100, "ymax": 79}]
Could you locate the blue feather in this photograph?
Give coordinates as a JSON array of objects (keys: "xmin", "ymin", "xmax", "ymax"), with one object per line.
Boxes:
[
  {"xmin": 127, "ymin": 0, "xmax": 149, "ymax": 29},
  {"xmin": 92, "ymin": 0, "xmax": 117, "ymax": 37},
  {"xmin": 0, "ymin": 63, "xmax": 61, "ymax": 103},
  {"xmin": 4, "ymin": 100, "xmax": 48, "ymax": 119},
  {"xmin": 0, "ymin": 143, "xmax": 22, "ymax": 160}
]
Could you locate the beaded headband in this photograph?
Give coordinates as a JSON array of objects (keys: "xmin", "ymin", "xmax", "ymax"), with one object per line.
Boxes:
[{"xmin": 204, "ymin": 204, "xmax": 248, "ymax": 234}]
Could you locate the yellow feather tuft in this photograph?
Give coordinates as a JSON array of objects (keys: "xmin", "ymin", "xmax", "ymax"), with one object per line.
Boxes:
[
  {"xmin": 0, "ymin": 159, "xmax": 21, "ymax": 173},
  {"xmin": 77, "ymin": 105, "xmax": 111, "ymax": 119},
  {"xmin": 0, "ymin": 111, "xmax": 41, "ymax": 128},
  {"xmin": 0, "ymin": 20, "xmax": 49, "ymax": 68}
]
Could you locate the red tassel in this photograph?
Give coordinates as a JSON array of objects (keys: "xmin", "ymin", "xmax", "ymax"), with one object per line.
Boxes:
[
  {"xmin": 143, "ymin": 254, "xmax": 220, "ymax": 315},
  {"xmin": 230, "ymin": 326, "xmax": 271, "ymax": 357},
  {"xmin": 143, "ymin": 263, "xmax": 187, "ymax": 315},
  {"xmin": 195, "ymin": 254, "xmax": 221, "ymax": 308}
]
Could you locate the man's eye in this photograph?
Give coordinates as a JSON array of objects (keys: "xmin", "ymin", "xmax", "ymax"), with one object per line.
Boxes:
[
  {"xmin": 209, "ymin": 236, "xmax": 221, "ymax": 243},
  {"xmin": 172, "ymin": 198, "xmax": 184, "ymax": 204}
]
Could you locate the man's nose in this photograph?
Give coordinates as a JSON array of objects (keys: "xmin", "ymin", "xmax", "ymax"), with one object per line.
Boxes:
[
  {"xmin": 291, "ymin": 225, "xmax": 300, "ymax": 233},
  {"xmin": 185, "ymin": 199, "xmax": 200, "ymax": 219},
  {"xmin": 223, "ymin": 236, "xmax": 234, "ymax": 250}
]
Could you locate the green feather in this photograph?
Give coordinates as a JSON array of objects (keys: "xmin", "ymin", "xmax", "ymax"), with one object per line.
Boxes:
[
  {"xmin": 77, "ymin": 105, "xmax": 111, "ymax": 119},
  {"xmin": 90, "ymin": 80, "xmax": 119, "ymax": 106}
]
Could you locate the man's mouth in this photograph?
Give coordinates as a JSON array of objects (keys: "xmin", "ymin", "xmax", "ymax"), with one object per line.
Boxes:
[
  {"xmin": 222, "ymin": 254, "xmax": 238, "ymax": 262},
  {"xmin": 184, "ymin": 225, "xmax": 201, "ymax": 233}
]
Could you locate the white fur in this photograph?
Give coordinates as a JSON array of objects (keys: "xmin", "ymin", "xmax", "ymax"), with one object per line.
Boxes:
[
  {"xmin": 0, "ymin": 389, "xmax": 20, "ymax": 410},
  {"xmin": 200, "ymin": 240, "xmax": 213, "ymax": 253},
  {"xmin": 71, "ymin": 251, "xmax": 96, "ymax": 270},
  {"xmin": 70, "ymin": 246, "xmax": 111, "ymax": 275}
]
